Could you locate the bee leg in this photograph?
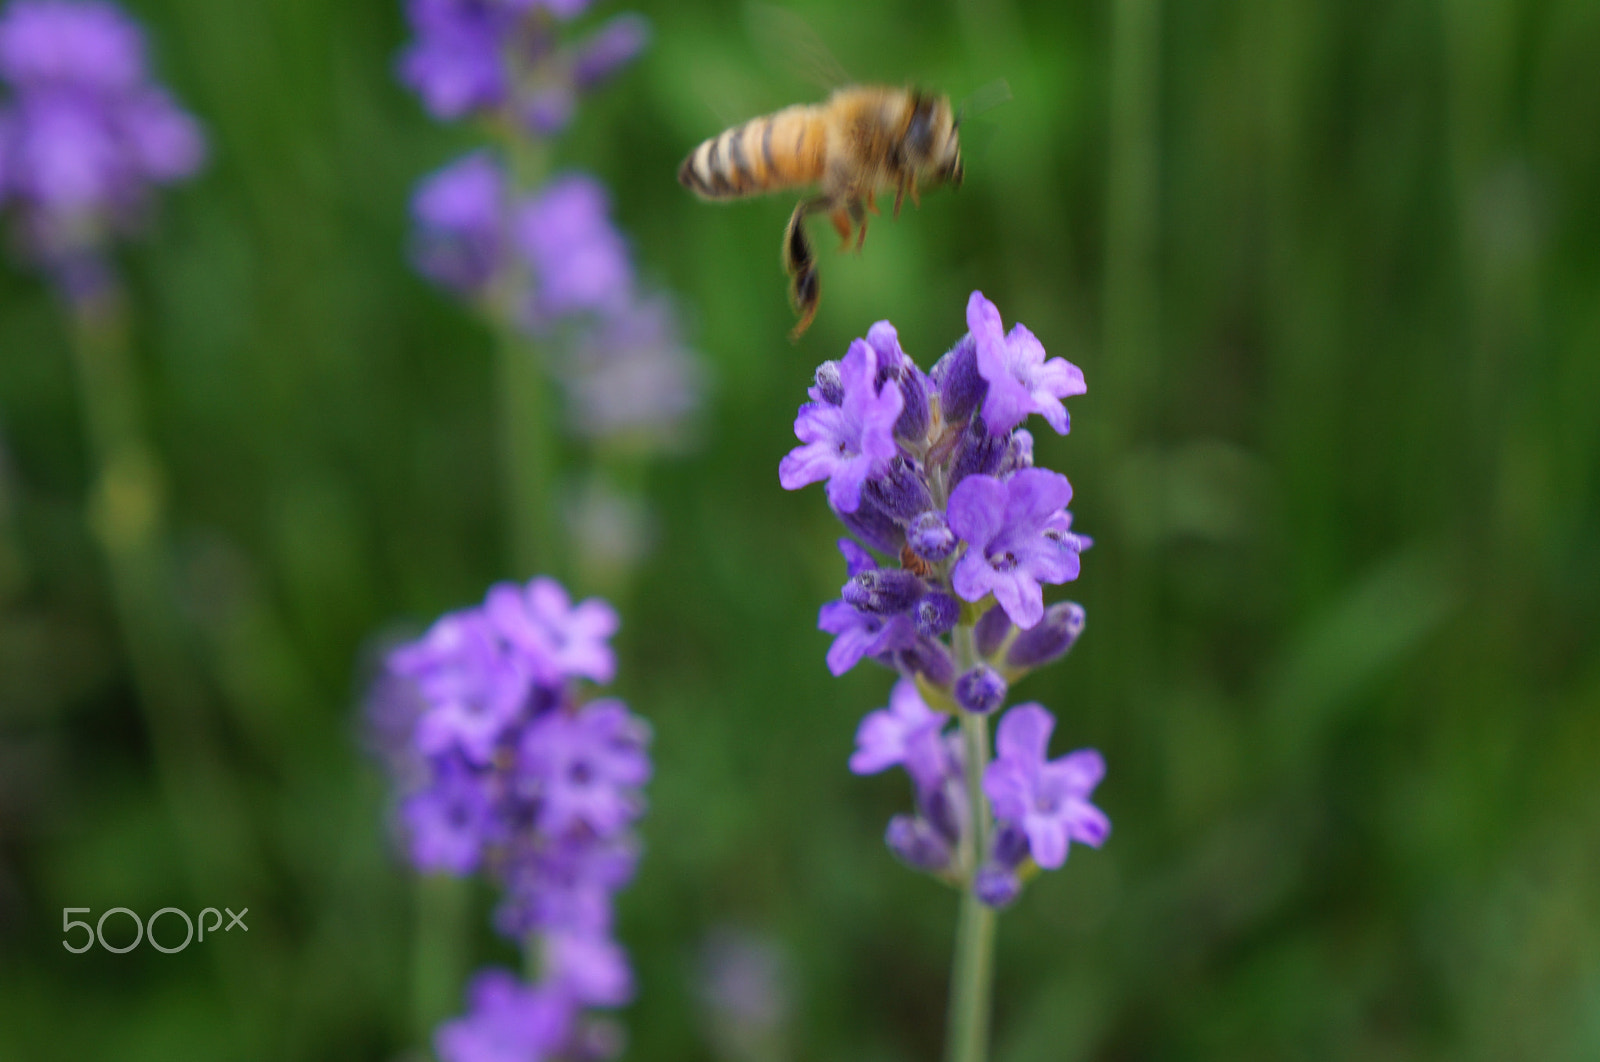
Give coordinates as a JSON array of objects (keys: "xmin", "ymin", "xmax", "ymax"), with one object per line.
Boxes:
[
  {"xmin": 866, "ymin": 190, "xmax": 880, "ymax": 216},
  {"xmin": 829, "ymin": 208, "xmax": 854, "ymax": 252},
  {"xmin": 909, "ymin": 176, "xmax": 921, "ymax": 209},
  {"xmin": 784, "ymin": 195, "xmax": 830, "ymax": 340},
  {"xmin": 893, "ymin": 179, "xmax": 908, "ymax": 218},
  {"xmin": 849, "ymin": 199, "xmax": 869, "ymax": 252}
]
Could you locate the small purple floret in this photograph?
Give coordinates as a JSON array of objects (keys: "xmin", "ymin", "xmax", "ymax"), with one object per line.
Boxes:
[
  {"xmin": 983, "ymin": 704, "xmax": 1109, "ymax": 870},
  {"xmin": 968, "ymin": 290, "xmax": 1086, "ymax": 435},
  {"xmin": 948, "ymin": 469, "xmax": 1083, "ymax": 630},
  {"xmin": 849, "ymin": 677, "xmax": 942, "ymax": 774},
  {"xmin": 780, "ymin": 338, "xmax": 903, "ymax": 514}
]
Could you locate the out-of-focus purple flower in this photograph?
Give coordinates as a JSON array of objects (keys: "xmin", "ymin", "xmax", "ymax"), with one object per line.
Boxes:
[
  {"xmin": 393, "ymin": 609, "xmax": 531, "ymax": 764},
  {"xmin": 0, "ymin": 0, "xmax": 204, "ymax": 274},
  {"xmin": 571, "ymin": 13, "xmax": 648, "ymax": 89},
  {"xmin": 954, "ymin": 665, "xmax": 1006, "ymax": 715},
  {"xmin": 519, "ymin": 698, "xmax": 650, "ymax": 836},
  {"xmin": 562, "ymin": 295, "xmax": 704, "ymax": 447},
  {"xmin": 435, "ymin": 968, "xmax": 575, "ymax": 1062},
  {"xmin": 947, "ymin": 469, "xmax": 1083, "ymax": 629},
  {"xmin": 983, "ymin": 704, "xmax": 1108, "ymax": 869},
  {"xmin": 398, "ymin": 0, "xmax": 509, "ymax": 120},
  {"xmin": 968, "ymin": 291, "xmax": 1085, "ymax": 435},
  {"xmin": 400, "ymin": 762, "xmax": 497, "ymax": 873},
  {"xmin": 780, "ymin": 337, "xmax": 903, "ymax": 513},
  {"xmin": 412, "ymin": 151, "xmax": 507, "ymax": 297},
  {"xmin": 0, "ymin": 1, "xmax": 144, "ymax": 89},
  {"xmin": 547, "ymin": 930, "xmax": 634, "ymax": 1006},
  {"xmin": 515, "ymin": 172, "xmax": 633, "ymax": 323},
  {"xmin": 886, "ymin": 813, "xmax": 952, "ymax": 872},
  {"xmin": 850, "ymin": 677, "xmax": 943, "ymax": 774},
  {"xmin": 484, "ymin": 576, "xmax": 618, "ymax": 685}
]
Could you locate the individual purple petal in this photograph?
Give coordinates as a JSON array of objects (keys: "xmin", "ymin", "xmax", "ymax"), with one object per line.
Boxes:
[
  {"xmin": 968, "ymin": 290, "xmax": 1086, "ymax": 435},
  {"xmin": 435, "ymin": 968, "xmax": 574, "ymax": 1062},
  {"xmin": 779, "ymin": 336, "xmax": 904, "ymax": 513},
  {"xmin": 994, "ymin": 702, "xmax": 1054, "ymax": 764},
  {"xmin": 837, "ymin": 537, "xmax": 878, "ymax": 578},
  {"xmin": 849, "ymin": 677, "xmax": 942, "ymax": 774}
]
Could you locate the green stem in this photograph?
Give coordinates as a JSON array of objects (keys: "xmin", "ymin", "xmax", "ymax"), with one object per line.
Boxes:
[
  {"xmin": 945, "ymin": 625, "xmax": 998, "ymax": 1062},
  {"xmin": 66, "ymin": 289, "xmax": 257, "ymax": 1026},
  {"xmin": 494, "ymin": 323, "xmax": 562, "ymax": 579}
]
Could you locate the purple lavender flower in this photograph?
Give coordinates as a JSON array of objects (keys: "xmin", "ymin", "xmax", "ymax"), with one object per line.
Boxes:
[
  {"xmin": 849, "ymin": 677, "xmax": 943, "ymax": 774},
  {"xmin": 947, "ymin": 469, "xmax": 1083, "ymax": 630},
  {"xmin": 412, "ymin": 151, "xmax": 508, "ymax": 297},
  {"xmin": 519, "ymin": 697, "xmax": 650, "ymax": 837},
  {"xmin": 968, "ymin": 291, "xmax": 1085, "ymax": 435},
  {"xmin": 484, "ymin": 575, "xmax": 619, "ymax": 685},
  {"xmin": 368, "ymin": 575, "xmax": 650, "ymax": 1057},
  {"xmin": 435, "ymin": 968, "xmax": 575, "ymax": 1062},
  {"xmin": 515, "ymin": 173, "xmax": 634, "ymax": 324},
  {"xmin": 0, "ymin": 0, "xmax": 203, "ymax": 276},
  {"xmin": 983, "ymin": 704, "xmax": 1108, "ymax": 869},
  {"xmin": 562, "ymin": 294, "xmax": 704, "ymax": 447},
  {"xmin": 398, "ymin": 0, "xmax": 511, "ymax": 121},
  {"xmin": 818, "ymin": 598, "xmax": 917, "ymax": 677},
  {"xmin": 571, "ymin": 13, "xmax": 648, "ymax": 89},
  {"xmin": 780, "ymin": 337, "xmax": 903, "ymax": 514}
]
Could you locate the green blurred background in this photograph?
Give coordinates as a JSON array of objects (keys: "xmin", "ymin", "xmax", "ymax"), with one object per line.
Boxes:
[{"xmin": 2, "ymin": 0, "xmax": 1599, "ymax": 1058}]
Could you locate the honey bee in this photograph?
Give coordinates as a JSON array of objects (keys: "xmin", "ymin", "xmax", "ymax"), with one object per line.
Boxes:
[{"xmin": 679, "ymin": 85, "xmax": 965, "ymax": 339}]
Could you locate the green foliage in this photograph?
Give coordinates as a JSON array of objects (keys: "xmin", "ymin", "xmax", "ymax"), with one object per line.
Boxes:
[{"xmin": 1, "ymin": 0, "xmax": 1598, "ymax": 1059}]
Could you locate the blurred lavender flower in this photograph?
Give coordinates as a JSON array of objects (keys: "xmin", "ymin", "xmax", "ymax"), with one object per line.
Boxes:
[
  {"xmin": 696, "ymin": 928, "xmax": 794, "ymax": 1062},
  {"xmin": 399, "ymin": 0, "xmax": 643, "ymax": 136},
  {"xmin": 411, "ymin": 151, "xmax": 509, "ymax": 299},
  {"xmin": 0, "ymin": 0, "xmax": 203, "ymax": 292},
  {"xmin": 515, "ymin": 173, "xmax": 633, "ymax": 325},
  {"xmin": 369, "ymin": 575, "xmax": 650, "ymax": 1059},
  {"xmin": 781, "ymin": 291, "xmax": 1106, "ymax": 908}
]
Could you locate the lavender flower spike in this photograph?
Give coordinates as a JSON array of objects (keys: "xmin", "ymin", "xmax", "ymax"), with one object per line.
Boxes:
[
  {"xmin": 435, "ymin": 968, "xmax": 574, "ymax": 1062},
  {"xmin": 983, "ymin": 704, "xmax": 1109, "ymax": 869},
  {"xmin": 947, "ymin": 469, "xmax": 1083, "ymax": 629},
  {"xmin": 780, "ymin": 336, "xmax": 903, "ymax": 513},
  {"xmin": 968, "ymin": 291, "xmax": 1086, "ymax": 435}
]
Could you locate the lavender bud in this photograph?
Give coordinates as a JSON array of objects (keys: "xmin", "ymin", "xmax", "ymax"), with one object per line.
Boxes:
[
  {"xmin": 842, "ymin": 569, "xmax": 926, "ymax": 615},
  {"xmin": 811, "ymin": 360, "xmax": 845, "ymax": 405},
  {"xmin": 991, "ymin": 823, "xmax": 1031, "ymax": 868},
  {"xmin": 886, "ymin": 815, "xmax": 952, "ymax": 872},
  {"xmin": 907, "ymin": 511, "xmax": 957, "ymax": 561},
  {"xmin": 954, "ymin": 666, "xmax": 1007, "ymax": 714},
  {"xmin": 948, "ymin": 415, "xmax": 1007, "ymax": 492},
  {"xmin": 999, "ymin": 428, "xmax": 1035, "ymax": 475},
  {"xmin": 834, "ymin": 496, "xmax": 903, "ymax": 554},
  {"xmin": 1005, "ymin": 602, "xmax": 1086, "ymax": 670},
  {"xmin": 897, "ymin": 637, "xmax": 954, "ymax": 688},
  {"xmin": 974, "ymin": 863, "xmax": 1022, "ymax": 908},
  {"xmin": 930, "ymin": 334, "xmax": 986, "ymax": 423},
  {"xmin": 573, "ymin": 14, "xmax": 651, "ymax": 90},
  {"xmin": 895, "ymin": 366, "xmax": 932, "ymax": 442},
  {"xmin": 914, "ymin": 592, "xmax": 960, "ymax": 638},
  {"xmin": 919, "ymin": 781, "xmax": 965, "ymax": 846},
  {"xmin": 862, "ymin": 457, "xmax": 933, "ymax": 522},
  {"xmin": 973, "ymin": 605, "xmax": 1013, "ymax": 658}
]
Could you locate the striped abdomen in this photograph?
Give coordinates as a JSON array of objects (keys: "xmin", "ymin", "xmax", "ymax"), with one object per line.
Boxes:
[{"xmin": 678, "ymin": 105, "xmax": 827, "ymax": 200}]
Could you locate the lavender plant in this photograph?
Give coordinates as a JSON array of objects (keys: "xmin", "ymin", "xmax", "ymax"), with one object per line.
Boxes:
[
  {"xmin": 399, "ymin": 0, "xmax": 701, "ymax": 587},
  {"xmin": 0, "ymin": 0, "xmax": 203, "ymax": 300},
  {"xmin": 369, "ymin": 575, "xmax": 651, "ymax": 1062},
  {"xmin": 781, "ymin": 291, "xmax": 1109, "ymax": 1062}
]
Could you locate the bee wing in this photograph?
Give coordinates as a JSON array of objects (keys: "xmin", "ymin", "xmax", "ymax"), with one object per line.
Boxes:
[
  {"xmin": 744, "ymin": 2, "xmax": 853, "ymax": 91},
  {"xmin": 955, "ymin": 79, "xmax": 1013, "ymax": 126}
]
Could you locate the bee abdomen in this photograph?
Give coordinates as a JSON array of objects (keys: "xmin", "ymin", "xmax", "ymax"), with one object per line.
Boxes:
[{"xmin": 679, "ymin": 108, "xmax": 822, "ymax": 200}]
